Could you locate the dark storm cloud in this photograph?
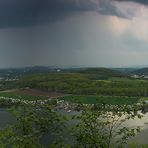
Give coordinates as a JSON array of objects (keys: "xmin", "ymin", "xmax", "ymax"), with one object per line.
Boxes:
[
  {"xmin": 0, "ymin": 0, "xmax": 135, "ymax": 28},
  {"xmin": 0, "ymin": 0, "xmax": 98, "ymax": 28},
  {"xmin": 98, "ymin": 0, "xmax": 132, "ymax": 19},
  {"xmin": 115, "ymin": 0, "xmax": 148, "ymax": 5}
]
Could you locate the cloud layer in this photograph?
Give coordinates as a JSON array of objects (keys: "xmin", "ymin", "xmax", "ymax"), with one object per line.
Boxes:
[
  {"xmin": 0, "ymin": 0, "xmax": 145, "ymax": 28},
  {"xmin": 116, "ymin": 0, "xmax": 148, "ymax": 5},
  {"xmin": 0, "ymin": 0, "xmax": 148, "ymax": 67}
]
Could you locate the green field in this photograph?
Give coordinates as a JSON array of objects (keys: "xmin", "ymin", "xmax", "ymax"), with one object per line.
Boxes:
[
  {"xmin": 58, "ymin": 95, "xmax": 140, "ymax": 105},
  {"xmin": 0, "ymin": 91, "xmax": 47, "ymax": 101}
]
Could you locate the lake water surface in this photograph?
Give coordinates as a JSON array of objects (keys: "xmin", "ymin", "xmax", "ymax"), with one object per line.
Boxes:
[{"xmin": 0, "ymin": 108, "xmax": 14, "ymax": 128}]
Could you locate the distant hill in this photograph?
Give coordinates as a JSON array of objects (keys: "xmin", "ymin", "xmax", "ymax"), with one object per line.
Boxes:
[
  {"xmin": 112, "ymin": 68, "xmax": 139, "ymax": 74},
  {"xmin": 131, "ymin": 68, "xmax": 148, "ymax": 75},
  {"xmin": 0, "ymin": 66, "xmax": 58, "ymax": 78},
  {"xmin": 77, "ymin": 68, "xmax": 127, "ymax": 80},
  {"xmin": 0, "ymin": 66, "xmax": 129, "ymax": 80}
]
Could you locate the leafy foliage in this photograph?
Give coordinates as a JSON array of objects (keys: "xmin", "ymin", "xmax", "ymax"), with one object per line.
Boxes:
[
  {"xmin": 71, "ymin": 104, "xmax": 143, "ymax": 148},
  {"xmin": 0, "ymin": 103, "xmax": 67, "ymax": 148},
  {"xmin": 0, "ymin": 102, "xmax": 146, "ymax": 148}
]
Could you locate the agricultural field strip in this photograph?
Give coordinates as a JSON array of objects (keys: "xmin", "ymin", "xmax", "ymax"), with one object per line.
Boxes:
[
  {"xmin": 0, "ymin": 90, "xmax": 146, "ymax": 105},
  {"xmin": 0, "ymin": 91, "xmax": 70, "ymax": 105},
  {"xmin": 58, "ymin": 95, "xmax": 141, "ymax": 105}
]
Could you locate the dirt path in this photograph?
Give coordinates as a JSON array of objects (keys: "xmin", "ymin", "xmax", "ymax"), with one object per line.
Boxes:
[{"xmin": 0, "ymin": 88, "xmax": 68, "ymax": 99}]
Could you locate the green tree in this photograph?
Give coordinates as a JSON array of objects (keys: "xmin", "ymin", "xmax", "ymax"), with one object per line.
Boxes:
[{"xmin": 71, "ymin": 104, "xmax": 143, "ymax": 148}]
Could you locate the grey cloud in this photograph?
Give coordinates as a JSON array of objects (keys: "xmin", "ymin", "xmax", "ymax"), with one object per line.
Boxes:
[{"xmin": 98, "ymin": 0, "xmax": 133, "ymax": 19}]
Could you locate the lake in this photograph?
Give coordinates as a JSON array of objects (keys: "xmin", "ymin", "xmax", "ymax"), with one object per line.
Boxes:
[{"xmin": 0, "ymin": 108, "xmax": 14, "ymax": 128}]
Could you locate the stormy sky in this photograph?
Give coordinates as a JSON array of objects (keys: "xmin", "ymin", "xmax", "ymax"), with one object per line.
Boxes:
[{"xmin": 1, "ymin": 0, "xmax": 148, "ymax": 68}]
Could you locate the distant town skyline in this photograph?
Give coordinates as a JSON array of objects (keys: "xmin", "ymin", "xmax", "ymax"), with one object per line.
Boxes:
[{"xmin": 0, "ymin": 0, "xmax": 148, "ymax": 68}]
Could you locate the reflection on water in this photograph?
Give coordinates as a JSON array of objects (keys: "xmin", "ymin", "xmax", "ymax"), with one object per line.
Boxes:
[
  {"xmin": 125, "ymin": 112, "xmax": 148, "ymax": 129},
  {"xmin": 133, "ymin": 128, "xmax": 148, "ymax": 144},
  {"xmin": 0, "ymin": 108, "xmax": 14, "ymax": 128},
  {"xmin": 125, "ymin": 112, "xmax": 148, "ymax": 144}
]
